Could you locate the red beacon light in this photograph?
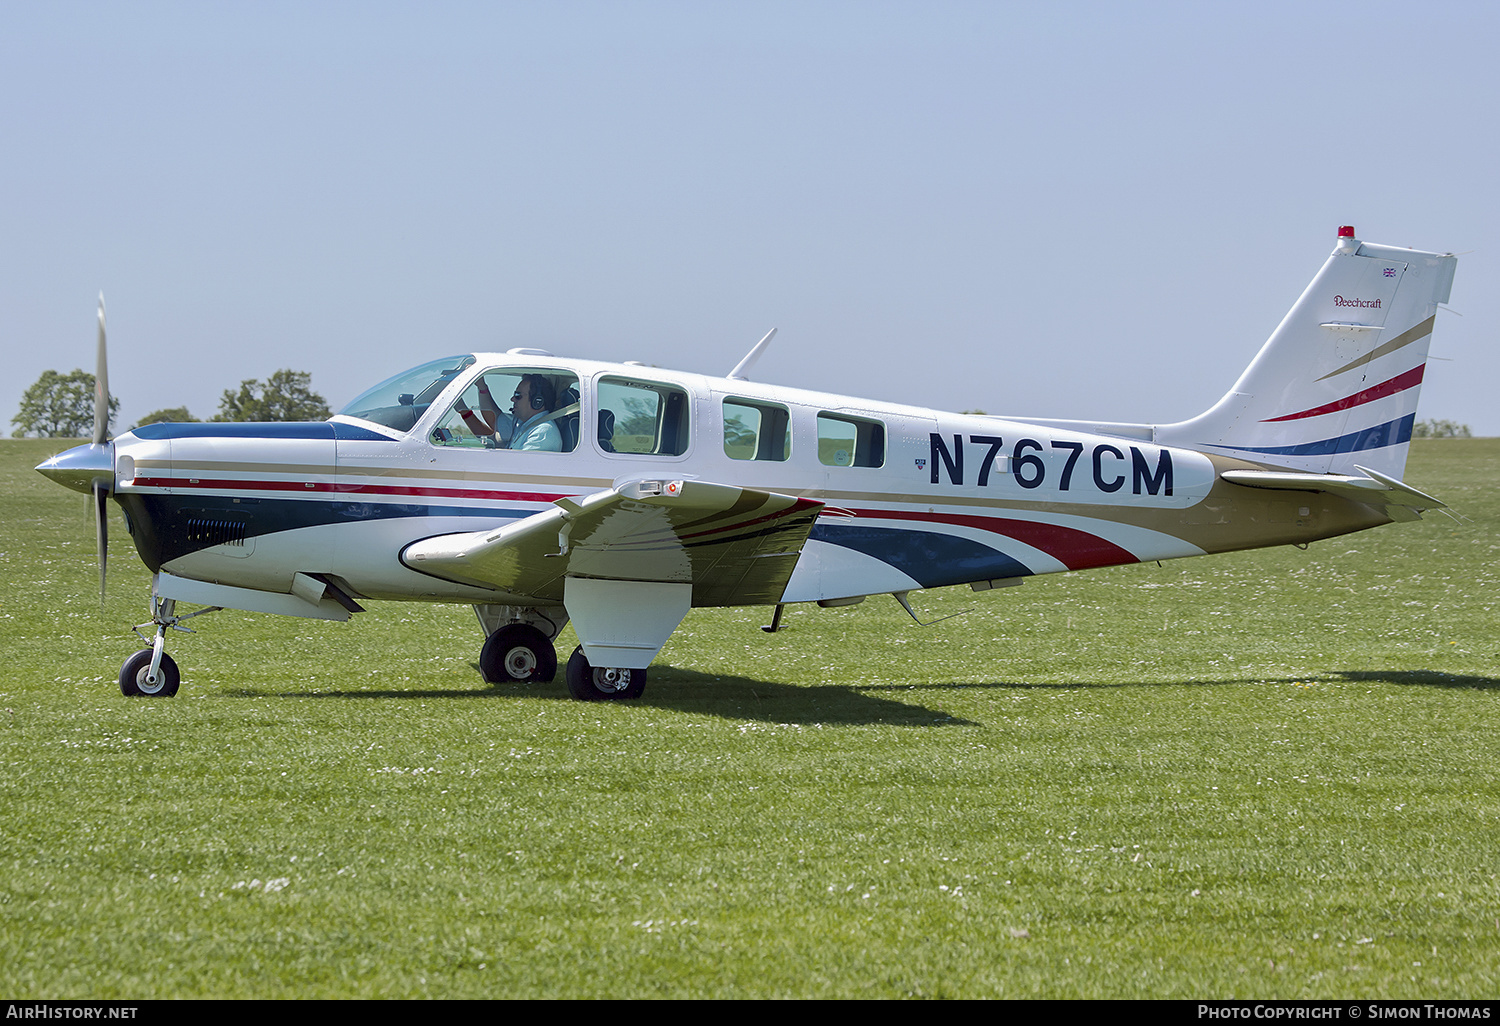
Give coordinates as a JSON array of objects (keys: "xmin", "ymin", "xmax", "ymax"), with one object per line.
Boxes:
[{"xmin": 1338, "ymin": 225, "xmax": 1356, "ymax": 238}]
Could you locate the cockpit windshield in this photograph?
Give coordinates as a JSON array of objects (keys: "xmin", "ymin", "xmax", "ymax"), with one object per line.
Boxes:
[{"xmin": 338, "ymin": 355, "xmax": 476, "ymax": 432}]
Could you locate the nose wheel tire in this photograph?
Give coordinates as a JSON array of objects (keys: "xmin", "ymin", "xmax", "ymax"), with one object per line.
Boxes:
[
  {"xmin": 480, "ymin": 624, "xmax": 558, "ymax": 683},
  {"xmin": 565, "ymin": 646, "xmax": 646, "ymax": 701},
  {"xmin": 120, "ymin": 649, "xmax": 180, "ymax": 697}
]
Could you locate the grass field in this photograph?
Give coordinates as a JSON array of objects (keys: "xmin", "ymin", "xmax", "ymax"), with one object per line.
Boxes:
[{"xmin": 1, "ymin": 437, "xmax": 1496, "ymax": 998}]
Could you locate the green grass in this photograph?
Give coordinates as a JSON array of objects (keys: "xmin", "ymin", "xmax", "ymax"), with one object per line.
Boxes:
[{"xmin": 2, "ymin": 437, "xmax": 1497, "ymax": 998}]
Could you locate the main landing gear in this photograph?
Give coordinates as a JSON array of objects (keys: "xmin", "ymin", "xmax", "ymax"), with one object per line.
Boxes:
[
  {"xmin": 565, "ymin": 646, "xmax": 646, "ymax": 701},
  {"xmin": 475, "ymin": 605, "xmax": 566, "ymax": 685},
  {"xmin": 473, "ymin": 604, "xmax": 647, "ymax": 700},
  {"xmin": 479, "ymin": 623, "xmax": 557, "ymax": 684}
]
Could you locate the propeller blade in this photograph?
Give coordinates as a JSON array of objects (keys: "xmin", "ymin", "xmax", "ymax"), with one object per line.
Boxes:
[
  {"xmin": 93, "ymin": 480, "xmax": 108, "ymax": 609},
  {"xmin": 91, "ymin": 296, "xmax": 111, "ymax": 608},
  {"xmin": 93, "ymin": 295, "xmax": 110, "ymax": 446}
]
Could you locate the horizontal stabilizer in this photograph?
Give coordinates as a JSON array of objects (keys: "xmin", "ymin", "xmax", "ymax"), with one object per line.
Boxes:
[{"xmin": 1220, "ymin": 464, "xmax": 1445, "ymax": 523}]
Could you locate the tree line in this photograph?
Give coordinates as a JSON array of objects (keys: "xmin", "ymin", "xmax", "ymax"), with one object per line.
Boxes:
[
  {"xmin": 1410, "ymin": 419, "xmax": 1473, "ymax": 439},
  {"xmin": 11, "ymin": 368, "xmax": 331, "ymax": 438}
]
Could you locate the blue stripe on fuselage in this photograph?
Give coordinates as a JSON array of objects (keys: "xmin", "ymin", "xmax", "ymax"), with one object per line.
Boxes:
[
  {"xmin": 810, "ymin": 523, "xmax": 1031, "ymax": 589},
  {"xmin": 115, "ymin": 491, "xmax": 531, "ymax": 570},
  {"xmin": 130, "ymin": 421, "xmax": 396, "ymax": 441}
]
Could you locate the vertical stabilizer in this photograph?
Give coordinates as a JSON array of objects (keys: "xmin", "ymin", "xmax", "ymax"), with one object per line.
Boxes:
[{"xmin": 1158, "ymin": 227, "xmax": 1457, "ymax": 479}]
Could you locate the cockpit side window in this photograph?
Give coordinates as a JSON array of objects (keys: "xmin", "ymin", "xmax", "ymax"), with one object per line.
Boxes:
[
  {"xmin": 430, "ymin": 368, "xmax": 581, "ymax": 453},
  {"xmin": 724, "ymin": 398, "xmax": 791, "ymax": 462},
  {"xmin": 597, "ymin": 376, "xmax": 690, "ymax": 456}
]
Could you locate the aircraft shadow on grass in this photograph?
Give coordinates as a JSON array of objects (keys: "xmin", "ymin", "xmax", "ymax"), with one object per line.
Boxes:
[
  {"xmin": 854, "ymin": 669, "xmax": 1500, "ymax": 693},
  {"xmin": 223, "ymin": 664, "xmax": 978, "ymax": 726},
  {"xmin": 1333, "ymin": 669, "xmax": 1500, "ymax": 691},
  {"xmin": 221, "ymin": 666, "xmax": 1497, "ymax": 723}
]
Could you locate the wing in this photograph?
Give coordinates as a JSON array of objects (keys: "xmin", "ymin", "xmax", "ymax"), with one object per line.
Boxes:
[
  {"xmin": 1220, "ymin": 464, "xmax": 1446, "ymax": 523},
  {"xmin": 401, "ymin": 477, "xmax": 825, "ymax": 606}
]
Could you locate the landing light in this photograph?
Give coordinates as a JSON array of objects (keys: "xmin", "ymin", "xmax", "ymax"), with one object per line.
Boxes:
[{"xmin": 628, "ymin": 480, "xmax": 684, "ymax": 498}]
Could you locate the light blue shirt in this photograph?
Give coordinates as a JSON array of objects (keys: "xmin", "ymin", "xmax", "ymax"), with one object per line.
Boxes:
[{"xmin": 508, "ymin": 413, "xmax": 562, "ymax": 452}]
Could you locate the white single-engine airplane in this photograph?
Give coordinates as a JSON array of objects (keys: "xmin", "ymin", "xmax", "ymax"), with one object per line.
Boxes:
[{"xmin": 38, "ymin": 227, "xmax": 1457, "ymax": 701}]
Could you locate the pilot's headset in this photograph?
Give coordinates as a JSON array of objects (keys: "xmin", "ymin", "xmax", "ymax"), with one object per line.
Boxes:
[{"xmin": 522, "ymin": 374, "xmax": 555, "ymax": 414}]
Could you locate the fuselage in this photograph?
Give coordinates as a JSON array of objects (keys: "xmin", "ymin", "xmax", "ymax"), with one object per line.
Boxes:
[{"xmin": 96, "ymin": 351, "xmax": 1389, "ymax": 610}]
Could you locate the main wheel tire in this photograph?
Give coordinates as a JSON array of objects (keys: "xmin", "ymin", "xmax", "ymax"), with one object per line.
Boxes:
[
  {"xmin": 479, "ymin": 624, "xmax": 557, "ymax": 683},
  {"xmin": 119, "ymin": 649, "xmax": 180, "ymax": 697},
  {"xmin": 565, "ymin": 646, "xmax": 646, "ymax": 701}
]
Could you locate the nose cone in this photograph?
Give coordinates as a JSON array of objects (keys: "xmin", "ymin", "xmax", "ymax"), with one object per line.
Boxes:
[{"xmin": 36, "ymin": 442, "xmax": 116, "ymax": 494}]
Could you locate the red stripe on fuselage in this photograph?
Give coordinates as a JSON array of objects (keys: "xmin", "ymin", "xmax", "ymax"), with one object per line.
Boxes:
[{"xmin": 853, "ymin": 509, "xmax": 1138, "ymax": 571}]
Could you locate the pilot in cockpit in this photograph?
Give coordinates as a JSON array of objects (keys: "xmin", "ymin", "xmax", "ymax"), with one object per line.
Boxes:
[
  {"xmin": 505, "ymin": 375, "xmax": 562, "ymax": 452},
  {"xmin": 451, "ymin": 372, "xmax": 563, "ymax": 452}
]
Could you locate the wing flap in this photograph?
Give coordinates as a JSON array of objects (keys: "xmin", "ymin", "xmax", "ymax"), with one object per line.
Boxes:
[{"xmin": 401, "ymin": 477, "xmax": 825, "ymax": 605}]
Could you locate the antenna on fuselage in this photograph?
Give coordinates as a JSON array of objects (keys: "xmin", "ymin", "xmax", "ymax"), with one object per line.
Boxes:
[
  {"xmin": 893, "ymin": 591, "xmax": 970, "ymax": 627},
  {"xmin": 726, "ymin": 328, "xmax": 778, "ymax": 381}
]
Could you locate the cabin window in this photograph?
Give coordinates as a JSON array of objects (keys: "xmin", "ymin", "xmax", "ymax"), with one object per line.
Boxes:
[
  {"xmin": 430, "ymin": 368, "xmax": 581, "ymax": 453},
  {"xmin": 817, "ymin": 412, "xmax": 885, "ymax": 468},
  {"xmin": 723, "ymin": 398, "xmax": 791, "ymax": 462},
  {"xmin": 596, "ymin": 377, "xmax": 690, "ymax": 456}
]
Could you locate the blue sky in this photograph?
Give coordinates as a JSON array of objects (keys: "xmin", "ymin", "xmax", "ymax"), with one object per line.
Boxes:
[{"xmin": 4, "ymin": 1, "xmax": 1496, "ymax": 439}]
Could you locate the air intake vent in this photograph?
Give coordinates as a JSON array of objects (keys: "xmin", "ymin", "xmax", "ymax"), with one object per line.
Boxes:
[{"xmin": 185, "ymin": 516, "xmax": 250, "ymax": 548}]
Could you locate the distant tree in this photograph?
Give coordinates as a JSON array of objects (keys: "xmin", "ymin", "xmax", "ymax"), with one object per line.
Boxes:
[
  {"xmin": 214, "ymin": 369, "xmax": 331, "ymax": 422},
  {"xmin": 11, "ymin": 368, "xmax": 120, "ymax": 438},
  {"xmin": 1412, "ymin": 419, "xmax": 1472, "ymax": 439},
  {"xmin": 134, "ymin": 406, "xmax": 196, "ymax": 428},
  {"xmin": 613, "ymin": 395, "xmax": 659, "ymax": 440}
]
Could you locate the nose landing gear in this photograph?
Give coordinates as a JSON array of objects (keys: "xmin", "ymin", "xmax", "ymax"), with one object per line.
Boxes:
[
  {"xmin": 119, "ymin": 648, "xmax": 179, "ymax": 697},
  {"xmin": 120, "ymin": 596, "xmax": 220, "ymax": 698}
]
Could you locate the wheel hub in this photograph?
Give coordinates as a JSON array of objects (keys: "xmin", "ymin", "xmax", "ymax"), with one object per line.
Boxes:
[
  {"xmin": 593, "ymin": 667, "xmax": 630, "ymax": 693},
  {"xmin": 504, "ymin": 647, "xmax": 538, "ymax": 678}
]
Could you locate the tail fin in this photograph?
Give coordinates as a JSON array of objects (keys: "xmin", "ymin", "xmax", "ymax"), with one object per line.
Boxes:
[{"xmin": 1158, "ymin": 227, "xmax": 1457, "ymax": 479}]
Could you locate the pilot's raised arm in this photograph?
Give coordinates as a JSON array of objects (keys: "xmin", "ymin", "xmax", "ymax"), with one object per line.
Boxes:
[{"xmin": 452, "ymin": 376, "xmax": 515, "ymax": 441}]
